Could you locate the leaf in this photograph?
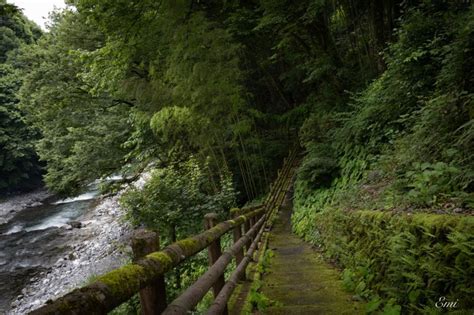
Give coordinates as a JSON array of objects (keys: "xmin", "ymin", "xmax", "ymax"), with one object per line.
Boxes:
[
  {"xmin": 365, "ymin": 296, "xmax": 382, "ymax": 313},
  {"xmin": 382, "ymin": 303, "xmax": 402, "ymax": 315}
]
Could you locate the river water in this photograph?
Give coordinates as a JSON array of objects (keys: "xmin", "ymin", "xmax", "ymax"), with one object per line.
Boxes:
[{"xmin": 0, "ymin": 190, "xmax": 98, "ymax": 313}]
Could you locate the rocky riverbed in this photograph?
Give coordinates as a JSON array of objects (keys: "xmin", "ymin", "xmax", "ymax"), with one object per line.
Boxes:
[
  {"xmin": 3, "ymin": 173, "xmax": 151, "ymax": 314},
  {"xmin": 0, "ymin": 190, "xmax": 52, "ymax": 226}
]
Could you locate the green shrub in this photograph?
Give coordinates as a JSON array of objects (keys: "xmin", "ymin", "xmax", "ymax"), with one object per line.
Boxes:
[
  {"xmin": 120, "ymin": 156, "xmax": 236, "ymax": 242},
  {"xmin": 298, "ymin": 143, "xmax": 339, "ymax": 189},
  {"xmin": 389, "ymin": 162, "xmax": 463, "ymax": 208},
  {"xmin": 325, "ymin": 4, "xmax": 474, "ymax": 209}
]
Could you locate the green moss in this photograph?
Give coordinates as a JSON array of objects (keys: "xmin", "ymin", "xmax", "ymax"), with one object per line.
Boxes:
[
  {"xmin": 97, "ymin": 264, "xmax": 146, "ymax": 298},
  {"xmin": 176, "ymin": 238, "xmax": 200, "ymax": 255},
  {"xmin": 147, "ymin": 251, "xmax": 173, "ymax": 266},
  {"xmin": 259, "ymin": 205, "xmax": 362, "ymax": 314},
  {"xmin": 230, "ymin": 208, "xmax": 241, "ymax": 216},
  {"xmin": 296, "ymin": 206, "xmax": 474, "ymax": 313},
  {"xmin": 211, "ymin": 224, "xmax": 228, "ymax": 235}
]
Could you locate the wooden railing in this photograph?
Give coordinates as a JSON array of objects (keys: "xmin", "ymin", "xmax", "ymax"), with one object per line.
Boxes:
[{"xmin": 31, "ymin": 149, "xmax": 298, "ymax": 315}]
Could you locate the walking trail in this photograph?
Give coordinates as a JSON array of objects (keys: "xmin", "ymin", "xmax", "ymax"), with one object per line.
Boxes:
[{"xmin": 259, "ymin": 188, "xmax": 364, "ymax": 314}]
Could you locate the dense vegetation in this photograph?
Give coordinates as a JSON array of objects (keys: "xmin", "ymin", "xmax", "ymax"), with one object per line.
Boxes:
[
  {"xmin": 0, "ymin": 1, "xmax": 42, "ymax": 193},
  {"xmin": 2, "ymin": 0, "xmax": 473, "ymax": 313},
  {"xmin": 288, "ymin": 1, "xmax": 474, "ymax": 313}
]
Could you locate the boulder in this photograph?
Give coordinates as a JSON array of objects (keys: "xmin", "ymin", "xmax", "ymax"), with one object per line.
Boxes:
[
  {"xmin": 28, "ymin": 202, "xmax": 43, "ymax": 208},
  {"xmin": 67, "ymin": 221, "xmax": 82, "ymax": 229}
]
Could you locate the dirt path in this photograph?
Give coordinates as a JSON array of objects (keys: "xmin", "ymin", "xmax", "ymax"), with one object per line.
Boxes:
[{"xmin": 260, "ymin": 199, "xmax": 363, "ymax": 314}]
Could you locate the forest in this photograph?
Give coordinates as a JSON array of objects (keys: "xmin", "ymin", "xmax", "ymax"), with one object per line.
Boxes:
[{"xmin": 1, "ymin": 0, "xmax": 473, "ymax": 314}]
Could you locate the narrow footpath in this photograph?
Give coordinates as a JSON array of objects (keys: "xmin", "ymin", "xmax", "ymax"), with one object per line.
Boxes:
[{"xmin": 260, "ymin": 191, "xmax": 363, "ymax": 314}]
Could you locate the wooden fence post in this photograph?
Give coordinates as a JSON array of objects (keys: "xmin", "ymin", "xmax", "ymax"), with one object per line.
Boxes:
[
  {"xmin": 131, "ymin": 229, "xmax": 167, "ymax": 315},
  {"xmin": 230, "ymin": 208, "xmax": 245, "ymax": 280},
  {"xmin": 249, "ymin": 215, "xmax": 256, "ymax": 230},
  {"xmin": 243, "ymin": 218, "xmax": 251, "ymax": 252},
  {"xmin": 204, "ymin": 213, "xmax": 228, "ymax": 315}
]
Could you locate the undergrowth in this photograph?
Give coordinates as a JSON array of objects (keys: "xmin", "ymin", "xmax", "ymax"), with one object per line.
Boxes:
[{"xmin": 292, "ymin": 3, "xmax": 473, "ymax": 314}]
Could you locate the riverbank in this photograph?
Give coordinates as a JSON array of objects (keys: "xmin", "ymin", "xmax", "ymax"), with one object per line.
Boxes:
[
  {"xmin": 6, "ymin": 173, "xmax": 151, "ymax": 314},
  {"xmin": 0, "ymin": 190, "xmax": 52, "ymax": 226}
]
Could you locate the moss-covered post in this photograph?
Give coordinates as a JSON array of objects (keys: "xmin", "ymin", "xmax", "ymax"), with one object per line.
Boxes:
[
  {"xmin": 230, "ymin": 208, "xmax": 245, "ymax": 280},
  {"xmin": 132, "ymin": 229, "xmax": 167, "ymax": 315},
  {"xmin": 243, "ymin": 214, "xmax": 251, "ymax": 253},
  {"xmin": 249, "ymin": 214, "xmax": 256, "ymax": 231},
  {"xmin": 204, "ymin": 213, "xmax": 228, "ymax": 315}
]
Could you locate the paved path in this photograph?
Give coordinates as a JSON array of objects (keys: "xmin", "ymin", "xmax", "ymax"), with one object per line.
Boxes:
[{"xmin": 260, "ymin": 200, "xmax": 363, "ymax": 314}]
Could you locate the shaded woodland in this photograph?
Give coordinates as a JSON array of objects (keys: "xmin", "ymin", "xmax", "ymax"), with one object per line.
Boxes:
[{"xmin": 1, "ymin": 0, "xmax": 473, "ymax": 313}]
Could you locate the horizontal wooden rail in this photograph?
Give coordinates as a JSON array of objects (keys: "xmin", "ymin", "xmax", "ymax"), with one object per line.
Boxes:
[
  {"xmin": 206, "ymin": 214, "xmax": 267, "ymax": 314},
  {"xmin": 231, "ymin": 205, "xmax": 264, "ymax": 219},
  {"xmin": 30, "ymin": 148, "xmax": 298, "ymax": 315},
  {"xmin": 162, "ymin": 215, "xmax": 266, "ymax": 314},
  {"xmin": 163, "ymin": 148, "xmax": 297, "ymax": 314},
  {"xmin": 240, "ymin": 204, "xmax": 264, "ymax": 213},
  {"xmin": 30, "ymin": 208, "xmax": 265, "ymax": 315}
]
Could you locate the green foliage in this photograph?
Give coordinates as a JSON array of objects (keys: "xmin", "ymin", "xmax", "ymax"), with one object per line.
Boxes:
[
  {"xmin": 248, "ymin": 281, "xmax": 276, "ymax": 312},
  {"xmin": 165, "ymin": 250, "xmax": 210, "ymax": 303},
  {"xmin": 18, "ymin": 10, "xmax": 131, "ymax": 195},
  {"xmin": 293, "ymin": 202, "xmax": 474, "ymax": 314},
  {"xmin": 0, "ymin": 64, "xmax": 40, "ymax": 192},
  {"xmin": 149, "ymin": 106, "xmax": 209, "ymax": 159},
  {"xmin": 299, "ymin": 1, "xmax": 473, "ymax": 212},
  {"xmin": 121, "ymin": 157, "xmax": 236, "ymax": 241},
  {"xmin": 294, "ymin": 8, "xmax": 474, "ymax": 299},
  {"xmin": 0, "ymin": 0, "xmax": 41, "ymax": 62},
  {"xmin": 298, "ymin": 143, "xmax": 339, "ymax": 189},
  {"xmin": 400, "ymin": 162, "xmax": 463, "ymax": 207},
  {"xmin": 0, "ymin": 2, "xmax": 42, "ymax": 193},
  {"xmin": 108, "ymin": 294, "xmax": 140, "ymax": 315},
  {"xmin": 69, "ymin": 0, "xmax": 283, "ymax": 200},
  {"xmin": 245, "ymin": 250, "xmax": 281, "ymax": 312}
]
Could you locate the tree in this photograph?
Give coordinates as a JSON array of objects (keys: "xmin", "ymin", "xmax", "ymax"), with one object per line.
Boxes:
[
  {"xmin": 73, "ymin": 0, "xmax": 277, "ymax": 200},
  {"xmin": 121, "ymin": 157, "xmax": 236, "ymax": 242},
  {"xmin": 0, "ymin": 0, "xmax": 41, "ymax": 62},
  {"xmin": 0, "ymin": 1, "xmax": 42, "ymax": 193},
  {"xmin": 0, "ymin": 64, "xmax": 41, "ymax": 192},
  {"xmin": 18, "ymin": 10, "xmax": 131, "ymax": 195}
]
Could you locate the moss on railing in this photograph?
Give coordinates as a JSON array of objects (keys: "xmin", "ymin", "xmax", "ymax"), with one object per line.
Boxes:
[
  {"xmin": 31, "ymin": 149, "xmax": 298, "ymax": 315},
  {"xmin": 30, "ymin": 208, "xmax": 265, "ymax": 315}
]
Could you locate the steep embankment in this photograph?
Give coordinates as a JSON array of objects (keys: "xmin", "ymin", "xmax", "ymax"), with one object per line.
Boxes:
[
  {"xmin": 292, "ymin": 194, "xmax": 474, "ymax": 313},
  {"xmin": 290, "ymin": 3, "xmax": 473, "ymax": 314}
]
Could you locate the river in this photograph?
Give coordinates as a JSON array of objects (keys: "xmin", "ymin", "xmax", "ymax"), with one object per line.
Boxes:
[{"xmin": 0, "ymin": 190, "xmax": 98, "ymax": 313}]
